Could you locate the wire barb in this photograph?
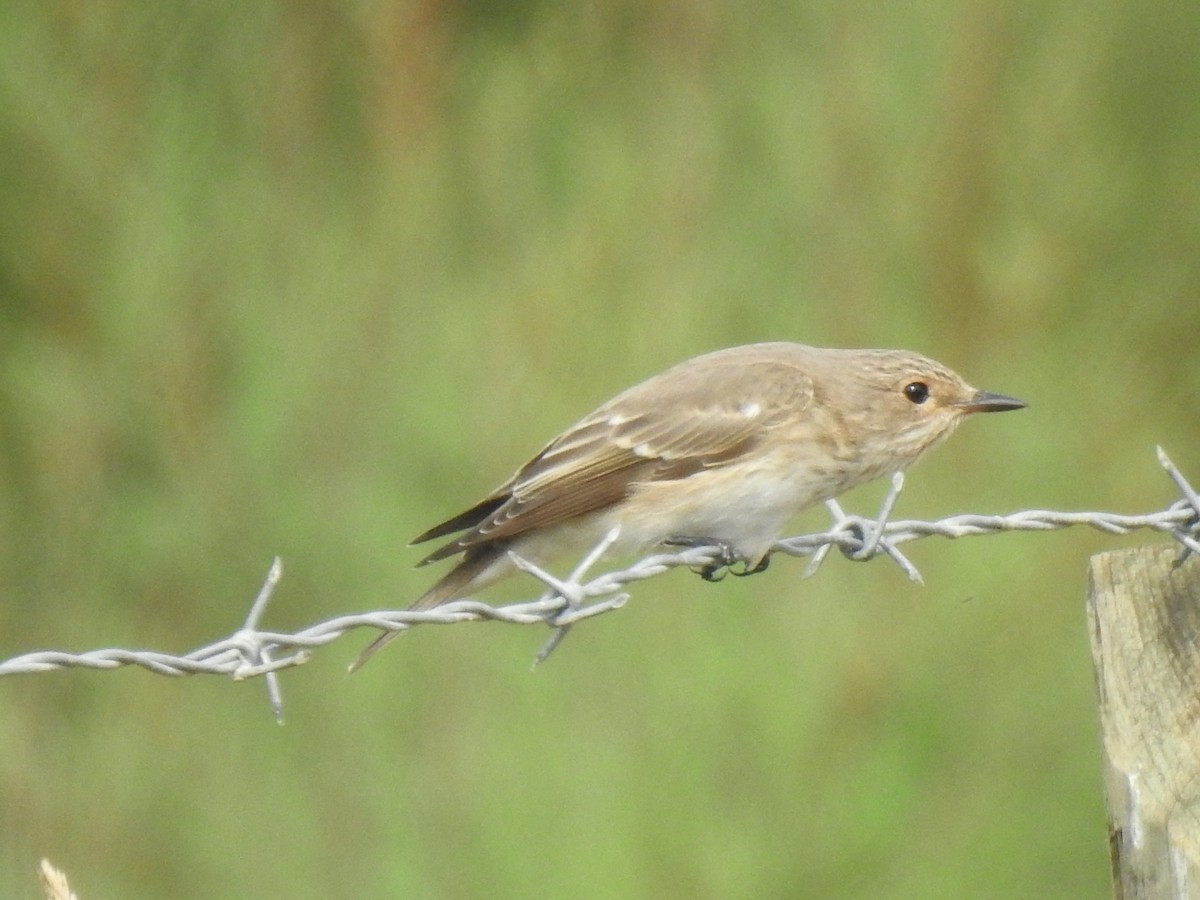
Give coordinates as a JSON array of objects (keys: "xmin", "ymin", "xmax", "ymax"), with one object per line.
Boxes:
[
  {"xmin": 1156, "ymin": 446, "xmax": 1200, "ymax": 565},
  {"xmin": 525, "ymin": 525, "xmax": 624, "ymax": 667},
  {"xmin": 230, "ymin": 557, "xmax": 288, "ymax": 723},
  {"xmin": 797, "ymin": 472, "xmax": 925, "ymax": 584},
  {"xmin": 0, "ymin": 448, "xmax": 1197, "ymax": 721}
]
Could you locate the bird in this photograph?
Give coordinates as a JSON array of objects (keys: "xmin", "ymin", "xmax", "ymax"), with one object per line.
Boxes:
[{"xmin": 352, "ymin": 342, "xmax": 1024, "ymax": 668}]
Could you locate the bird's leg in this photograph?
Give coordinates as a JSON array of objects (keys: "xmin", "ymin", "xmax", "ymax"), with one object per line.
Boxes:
[{"xmin": 663, "ymin": 536, "xmax": 746, "ymax": 582}]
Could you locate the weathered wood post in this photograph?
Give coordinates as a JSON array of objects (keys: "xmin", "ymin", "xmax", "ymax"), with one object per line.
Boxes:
[{"xmin": 1088, "ymin": 547, "xmax": 1200, "ymax": 899}]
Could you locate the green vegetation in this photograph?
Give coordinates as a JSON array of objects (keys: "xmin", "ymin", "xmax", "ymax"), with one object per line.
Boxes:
[{"xmin": 2, "ymin": 1, "xmax": 1197, "ymax": 896}]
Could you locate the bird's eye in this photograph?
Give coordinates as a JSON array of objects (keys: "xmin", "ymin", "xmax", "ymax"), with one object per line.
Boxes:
[{"xmin": 903, "ymin": 382, "xmax": 930, "ymax": 404}]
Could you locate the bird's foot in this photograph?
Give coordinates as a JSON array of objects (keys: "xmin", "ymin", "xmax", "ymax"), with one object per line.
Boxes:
[
  {"xmin": 731, "ymin": 555, "xmax": 771, "ymax": 578},
  {"xmin": 664, "ymin": 537, "xmax": 769, "ymax": 582}
]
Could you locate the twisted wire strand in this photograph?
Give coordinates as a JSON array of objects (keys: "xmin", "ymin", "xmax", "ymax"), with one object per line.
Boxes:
[{"xmin": 1, "ymin": 446, "xmax": 1196, "ymax": 722}]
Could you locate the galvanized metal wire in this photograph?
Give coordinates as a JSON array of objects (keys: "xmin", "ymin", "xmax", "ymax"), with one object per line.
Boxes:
[{"xmin": 1, "ymin": 446, "xmax": 1196, "ymax": 722}]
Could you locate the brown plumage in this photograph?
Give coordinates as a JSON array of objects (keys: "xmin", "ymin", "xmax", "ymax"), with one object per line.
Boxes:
[{"xmin": 351, "ymin": 342, "xmax": 1024, "ymax": 669}]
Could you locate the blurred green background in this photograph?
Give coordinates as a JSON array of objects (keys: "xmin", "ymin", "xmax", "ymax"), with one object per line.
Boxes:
[{"xmin": 2, "ymin": 1, "xmax": 1198, "ymax": 897}]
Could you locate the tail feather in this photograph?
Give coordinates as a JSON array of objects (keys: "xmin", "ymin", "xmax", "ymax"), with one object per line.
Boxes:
[{"xmin": 347, "ymin": 545, "xmax": 505, "ymax": 673}]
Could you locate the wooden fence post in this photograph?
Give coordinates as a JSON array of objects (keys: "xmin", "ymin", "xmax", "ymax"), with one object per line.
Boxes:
[{"xmin": 1088, "ymin": 547, "xmax": 1200, "ymax": 899}]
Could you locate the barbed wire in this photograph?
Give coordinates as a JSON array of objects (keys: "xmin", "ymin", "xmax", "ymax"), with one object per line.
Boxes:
[{"xmin": 1, "ymin": 446, "xmax": 1196, "ymax": 722}]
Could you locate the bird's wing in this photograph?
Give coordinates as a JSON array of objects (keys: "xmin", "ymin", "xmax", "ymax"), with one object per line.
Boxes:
[{"xmin": 413, "ymin": 358, "xmax": 814, "ymax": 563}]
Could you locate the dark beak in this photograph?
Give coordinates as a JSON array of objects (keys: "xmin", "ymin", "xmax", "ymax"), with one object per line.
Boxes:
[{"xmin": 957, "ymin": 390, "xmax": 1026, "ymax": 413}]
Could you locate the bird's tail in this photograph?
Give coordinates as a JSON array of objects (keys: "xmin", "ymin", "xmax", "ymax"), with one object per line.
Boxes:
[{"xmin": 347, "ymin": 546, "xmax": 503, "ymax": 673}]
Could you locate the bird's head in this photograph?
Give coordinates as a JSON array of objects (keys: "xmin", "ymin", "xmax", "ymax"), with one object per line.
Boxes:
[{"xmin": 828, "ymin": 349, "xmax": 1025, "ymax": 473}]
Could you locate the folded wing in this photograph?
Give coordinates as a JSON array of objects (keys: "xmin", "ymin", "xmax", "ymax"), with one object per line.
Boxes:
[{"xmin": 412, "ymin": 357, "xmax": 815, "ymax": 564}]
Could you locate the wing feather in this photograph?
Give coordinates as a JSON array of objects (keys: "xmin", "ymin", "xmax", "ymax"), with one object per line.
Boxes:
[{"xmin": 414, "ymin": 355, "xmax": 814, "ymax": 564}]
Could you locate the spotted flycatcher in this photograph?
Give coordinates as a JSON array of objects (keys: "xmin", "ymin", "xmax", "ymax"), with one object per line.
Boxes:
[{"xmin": 354, "ymin": 342, "xmax": 1024, "ymax": 667}]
